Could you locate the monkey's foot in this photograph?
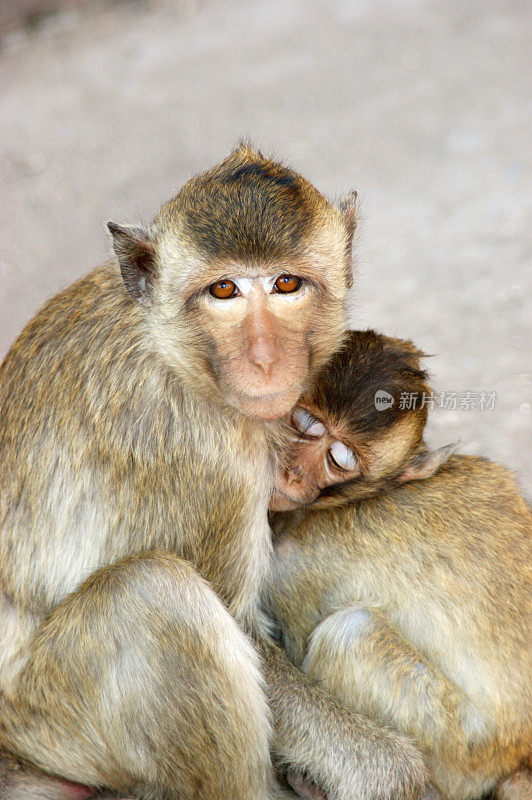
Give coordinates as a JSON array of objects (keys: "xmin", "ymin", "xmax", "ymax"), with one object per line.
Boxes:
[
  {"xmin": 58, "ymin": 779, "xmax": 96, "ymax": 799},
  {"xmin": 286, "ymin": 771, "xmax": 327, "ymax": 800}
]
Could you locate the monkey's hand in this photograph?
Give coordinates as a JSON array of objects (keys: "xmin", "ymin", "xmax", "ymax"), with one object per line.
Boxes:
[{"xmin": 259, "ymin": 639, "xmax": 427, "ymax": 800}]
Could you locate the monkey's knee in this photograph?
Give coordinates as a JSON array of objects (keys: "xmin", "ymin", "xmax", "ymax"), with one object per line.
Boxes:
[
  {"xmin": 494, "ymin": 769, "xmax": 532, "ymax": 800},
  {"xmin": 93, "ymin": 552, "xmax": 273, "ymax": 798},
  {"xmin": 302, "ymin": 605, "xmax": 374, "ymax": 672},
  {"xmin": 24, "ymin": 552, "xmax": 274, "ymax": 799},
  {"xmin": 300, "ymin": 605, "xmax": 380, "ymax": 710}
]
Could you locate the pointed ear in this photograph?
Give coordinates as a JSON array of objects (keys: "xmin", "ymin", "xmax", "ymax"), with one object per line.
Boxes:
[
  {"xmin": 397, "ymin": 443, "xmax": 456, "ymax": 485},
  {"xmin": 338, "ymin": 190, "xmax": 358, "ymax": 288},
  {"xmin": 339, "ymin": 190, "xmax": 358, "ymax": 240},
  {"xmin": 107, "ymin": 222, "xmax": 155, "ymax": 307}
]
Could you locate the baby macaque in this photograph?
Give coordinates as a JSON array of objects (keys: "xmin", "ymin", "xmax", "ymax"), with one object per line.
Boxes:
[
  {"xmin": 267, "ymin": 330, "xmax": 532, "ymax": 800},
  {"xmin": 270, "ymin": 329, "xmax": 451, "ymax": 513}
]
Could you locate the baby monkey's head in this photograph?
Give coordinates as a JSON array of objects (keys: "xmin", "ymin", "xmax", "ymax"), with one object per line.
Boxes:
[{"xmin": 270, "ymin": 330, "xmax": 454, "ymax": 511}]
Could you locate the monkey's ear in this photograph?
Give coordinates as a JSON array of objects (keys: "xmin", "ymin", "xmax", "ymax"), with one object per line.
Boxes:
[
  {"xmin": 338, "ymin": 191, "xmax": 358, "ymax": 288},
  {"xmin": 107, "ymin": 222, "xmax": 155, "ymax": 307},
  {"xmin": 397, "ymin": 443, "xmax": 456, "ymax": 485},
  {"xmin": 339, "ymin": 190, "xmax": 358, "ymax": 240}
]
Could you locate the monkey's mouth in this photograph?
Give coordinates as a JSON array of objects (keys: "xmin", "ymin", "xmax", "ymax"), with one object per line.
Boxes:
[
  {"xmin": 234, "ymin": 386, "xmax": 303, "ymax": 420},
  {"xmin": 269, "ymin": 484, "xmax": 320, "ymax": 511},
  {"xmin": 269, "ymin": 488, "xmax": 302, "ymax": 511}
]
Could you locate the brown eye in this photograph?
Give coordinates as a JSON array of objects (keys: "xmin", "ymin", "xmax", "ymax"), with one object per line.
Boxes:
[
  {"xmin": 209, "ymin": 280, "xmax": 238, "ymax": 299},
  {"xmin": 274, "ymin": 275, "xmax": 302, "ymax": 294}
]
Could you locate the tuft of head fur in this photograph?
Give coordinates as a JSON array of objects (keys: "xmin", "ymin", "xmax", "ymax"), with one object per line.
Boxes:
[
  {"xmin": 160, "ymin": 144, "xmax": 329, "ymax": 262},
  {"xmin": 312, "ymin": 329, "xmax": 430, "ymax": 437}
]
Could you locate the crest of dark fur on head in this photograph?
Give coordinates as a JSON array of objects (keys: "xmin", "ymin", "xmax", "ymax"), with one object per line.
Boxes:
[
  {"xmin": 162, "ymin": 143, "xmax": 329, "ymax": 261},
  {"xmin": 312, "ymin": 329, "xmax": 430, "ymax": 436}
]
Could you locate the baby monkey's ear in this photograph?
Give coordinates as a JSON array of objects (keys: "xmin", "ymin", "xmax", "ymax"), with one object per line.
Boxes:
[{"xmin": 397, "ymin": 443, "xmax": 456, "ymax": 485}]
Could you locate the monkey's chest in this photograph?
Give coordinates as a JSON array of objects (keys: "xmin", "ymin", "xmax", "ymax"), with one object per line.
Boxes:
[{"xmin": 111, "ymin": 446, "xmax": 273, "ymax": 621}]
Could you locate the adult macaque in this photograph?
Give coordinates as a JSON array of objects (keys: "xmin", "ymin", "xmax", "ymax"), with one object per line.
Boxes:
[
  {"xmin": 0, "ymin": 149, "xmax": 426, "ymax": 800},
  {"xmin": 267, "ymin": 330, "xmax": 532, "ymax": 800}
]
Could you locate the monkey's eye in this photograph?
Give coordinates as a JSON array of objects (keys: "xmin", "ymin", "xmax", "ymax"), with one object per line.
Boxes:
[
  {"xmin": 292, "ymin": 407, "xmax": 326, "ymax": 438},
  {"xmin": 209, "ymin": 280, "xmax": 239, "ymax": 299},
  {"xmin": 328, "ymin": 441, "xmax": 357, "ymax": 471},
  {"xmin": 273, "ymin": 274, "xmax": 302, "ymax": 294}
]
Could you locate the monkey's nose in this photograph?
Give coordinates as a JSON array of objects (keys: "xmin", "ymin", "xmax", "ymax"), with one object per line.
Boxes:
[{"xmin": 249, "ymin": 340, "xmax": 276, "ymax": 375}]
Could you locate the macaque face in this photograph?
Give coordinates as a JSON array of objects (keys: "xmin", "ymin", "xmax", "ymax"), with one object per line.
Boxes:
[
  {"xmin": 195, "ymin": 267, "xmax": 322, "ymax": 420},
  {"xmin": 270, "ymin": 402, "xmax": 361, "ymax": 510},
  {"xmin": 143, "ymin": 147, "xmax": 355, "ymax": 423}
]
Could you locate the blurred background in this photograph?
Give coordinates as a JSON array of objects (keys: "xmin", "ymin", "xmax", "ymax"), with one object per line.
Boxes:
[{"xmin": 1, "ymin": 0, "xmax": 530, "ymax": 496}]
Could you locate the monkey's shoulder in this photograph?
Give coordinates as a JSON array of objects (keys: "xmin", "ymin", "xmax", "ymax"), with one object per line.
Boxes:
[
  {"xmin": 2, "ymin": 264, "xmax": 131, "ymax": 351},
  {"xmin": 279, "ymin": 455, "xmax": 530, "ymax": 558},
  {"xmin": 356, "ymin": 454, "xmax": 528, "ymax": 527},
  {"xmin": 0, "ymin": 264, "xmax": 141, "ymax": 400},
  {"xmin": 396, "ymin": 454, "xmax": 530, "ymax": 520},
  {"xmin": 0, "ymin": 265, "xmax": 226, "ymax": 465}
]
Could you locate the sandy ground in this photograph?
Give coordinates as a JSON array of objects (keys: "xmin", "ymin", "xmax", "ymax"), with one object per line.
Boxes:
[{"xmin": 1, "ymin": 0, "xmax": 531, "ymax": 496}]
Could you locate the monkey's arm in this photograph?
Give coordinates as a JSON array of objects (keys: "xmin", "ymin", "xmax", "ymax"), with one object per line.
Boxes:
[
  {"xmin": 258, "ymin": 638, "xmax": 427, "ymax": 800},
  {"xmin": 302, "ymin": 606, "xmax": 485, "ymax": 752}
]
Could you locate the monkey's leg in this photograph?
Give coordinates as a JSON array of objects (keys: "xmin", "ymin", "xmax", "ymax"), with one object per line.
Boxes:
[
  {"xmin": 302, "ymin": 605, "xmax": 484, "ymax": 750},
  {"xmin": 259, "ymin": 638, "xmax": 427, "ymax": 800},
  {"xmin": 0, "ymin": 552, "xmax": 275, "ymax": 800},
  {"xmin": 302, "ymin": 605, "xmax": 498, "ymax": 799}
]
